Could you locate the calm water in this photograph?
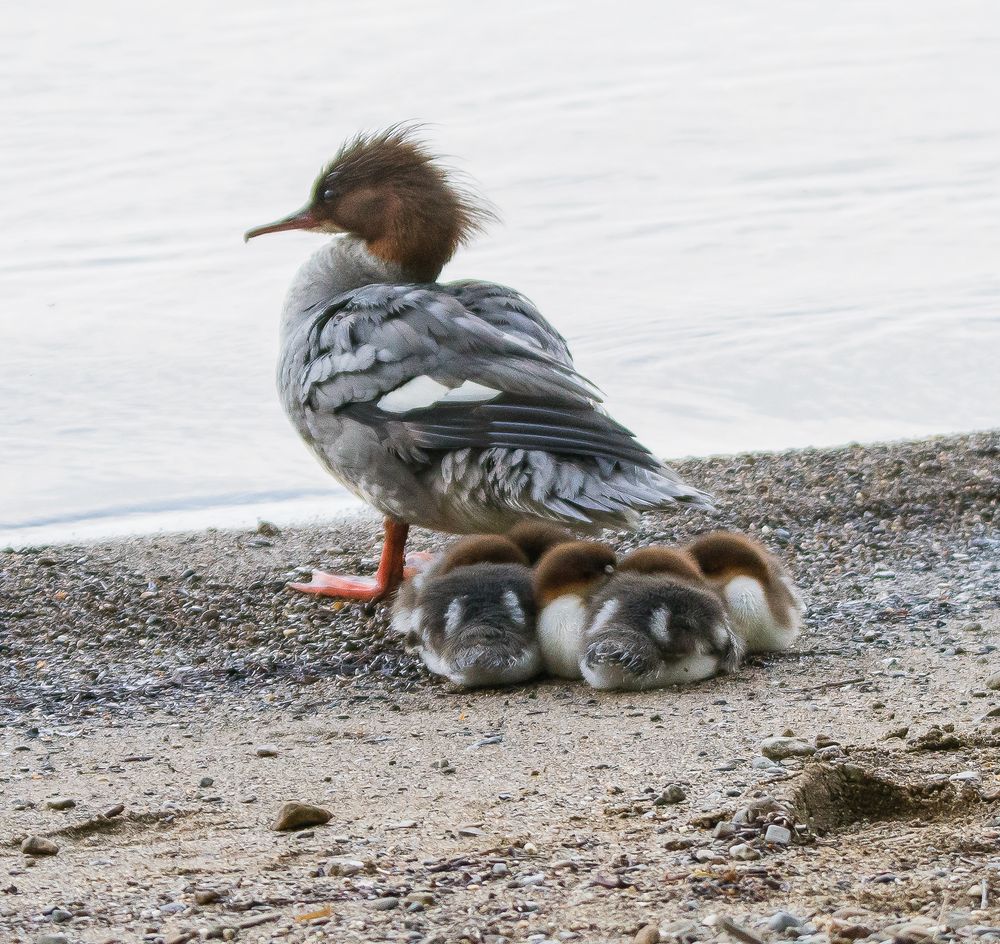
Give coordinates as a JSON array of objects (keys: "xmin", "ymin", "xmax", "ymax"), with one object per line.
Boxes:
[{"xmin": 2, "ymin": 1, "xmax": 999, "ymax": 546}]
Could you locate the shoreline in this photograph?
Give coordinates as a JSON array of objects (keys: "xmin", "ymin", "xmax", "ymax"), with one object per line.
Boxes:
[
  {"xmin": 2, "ymin": 430, "xmax": 999, "ymax": 943},
  {"xmin": 4, "ymin": 427, "xmax": 994, "ymax": 553}
]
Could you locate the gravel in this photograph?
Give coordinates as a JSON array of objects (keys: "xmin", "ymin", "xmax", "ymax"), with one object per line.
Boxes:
[{"xmin": 2, "ymin": 431, "xmax": 998, "ymax": 718}]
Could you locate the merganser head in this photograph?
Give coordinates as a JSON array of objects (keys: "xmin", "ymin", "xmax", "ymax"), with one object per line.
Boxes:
[
  {"xmin": 617, "ymin": 546, "xmax": 706, "ymax": 585},
  {"xmin": 244, "ymin": 125, "xmax": 497, "ymax": 281},
  {"xmin": 534, "ymin": 541, "xmax": 617, "ymax": 607},
  {"xmin": 505, "ymin": 521, "xmax": 574, "ymax": 565}
]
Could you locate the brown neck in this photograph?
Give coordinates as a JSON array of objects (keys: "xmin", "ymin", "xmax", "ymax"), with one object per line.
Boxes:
[{"xmin": 367, "ymin": 204, "xmax": 461, "ymax": 282}]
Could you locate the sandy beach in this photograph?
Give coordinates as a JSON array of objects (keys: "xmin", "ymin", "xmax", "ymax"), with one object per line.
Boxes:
[{"xmin": 2, "ymin": 431, "xmax": 999, "ymax": 944}]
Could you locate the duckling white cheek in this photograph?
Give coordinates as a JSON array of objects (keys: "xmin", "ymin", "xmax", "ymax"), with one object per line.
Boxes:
[
  {"xmin": 724, "ymin": 576, "xmax": 799, "ymax": 652},
  {"xmin": 538, "ymin": 596, "xmax": 588, "ymax": 679}
]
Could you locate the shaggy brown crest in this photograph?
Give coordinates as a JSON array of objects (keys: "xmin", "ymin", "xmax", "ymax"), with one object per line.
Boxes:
[
  {"xmin": 315, "ymin": 125, "xmax": 497, "ymax": 280},
  {"xmin": 618, "ymin": 546, "xmax": 705, "ymax": 585}
]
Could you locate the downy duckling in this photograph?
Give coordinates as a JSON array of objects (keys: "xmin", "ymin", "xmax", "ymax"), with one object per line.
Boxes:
[
  {"xmin": 685, "ymin": 531, "xmax": 804, "ymax": 652},
  {"xmin": 533, "ymin": 541, "xmax": 617, "ymax": 678},
  {"xmin": 391, "ymin": 535, "xmax": 541, "ymax": 687},
  {"xmin": 580, "ymin": 546, "xmax": 743, "ymax": 690},
  {"xmin": 505, "ymin": 521, "xmax": 574, "ymax": 564}
]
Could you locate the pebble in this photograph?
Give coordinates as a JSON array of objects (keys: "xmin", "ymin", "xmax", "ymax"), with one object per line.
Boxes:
[
  {"xmin": 370, "ymin": 896, "xmax": 399, "ymax": 910},
  {"xmin": 199, "ymin": 776, "xmax": 215, "ymax": 788},
  {"xmin": 768, "ymin": 912, "xmax": 804, "ymax": 932},
  {"xmin": 102, "ymin": 804, "xmax": 125, "ymax": 819},
  {"xmin": 760, "ymin": 736, "xmax": 816, "ymax": 760},
  {"xmin": 492, "ymin": 862, "xmax": 509, "ymax": 877},
  {"xmin": 713, "ymin": 822, "xmax": 736, "ymax": 839},
  {"xmin": 729, "ymin": 843, "xmax": 760, "ymax": 861},
  {"xmin": 43, "ymin": 798, "xmax": 76, "ymax": 811},
  {"xmin": 986, "ymin": 672, "xmax": 1000, "ymax": 691},
  {"xmin": 194, "ymin": 888, "xmax": 223, "ymax": 905},
  {"xmin": 255, "ymin": 744, "xmax": 279, "ymax": 757},
  {"xmin": 271, "ymin": 801, "xmax": 332, "ymax": 831},
  {"xmin": 50, "ymin": 908, "xmax": 73, "ymax": 923},
  {"xmin": 634, "ymin": 926, "xmax": 661, "ymax": 944},
  {"xmin": 765, "ymin": 824, "xmax": 792, "ymax": 845},
  {"xmin": 37, "ymin": 935, "xmax": 69, "ymax": 944},
  {"xmin": 653, "ymin": 784, "xmax": 686, "ymax": 805},
  {"xmin": 21, "ymin": 836, "xmax": 59, "ymax": 856},
  {"xmin": 325, "ymin": 856, "xmax": 367, "ymax": 876}
]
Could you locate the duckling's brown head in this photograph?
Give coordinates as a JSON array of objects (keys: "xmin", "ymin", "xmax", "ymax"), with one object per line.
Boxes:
[
  {"xmin": 534, "ymin": 541, "xmax": 617, "ymax": 607},
  {"xmin": 505, "ymin": 521, "xmax": 575, "ymax": 565},
  {"xmin": 437, "ymin": 535, "xmax": 529, "ymax": 576},
  {"xmin": 245, "ymin": 125, "xmax": 497, "ymax": 281},
  {"xmin": 685, "ymin": 531, "xmax": 774, "ymax": 586},
  {"xmin": 618, "ymin": 546, "xmax": 705, "ymax": 585}
]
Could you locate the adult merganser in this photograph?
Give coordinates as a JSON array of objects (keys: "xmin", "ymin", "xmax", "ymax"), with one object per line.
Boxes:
[
  {"xmin": 580, "ymin": 546, "xmax": 742, "ymax": 690},
  {"xmin": 245, "ymin": 126, "xmax": 711, "ymax": 602},
  {"xmin": 685, "ymin": 531, "xmax": 804, "ymax": 652},
  {"xmin": 533, "ymin": 540, "xmax": 618, "ymax": 678},
  {"xmin": 391, "ymin": 534, "xmax": 541, "ymax": 687}
]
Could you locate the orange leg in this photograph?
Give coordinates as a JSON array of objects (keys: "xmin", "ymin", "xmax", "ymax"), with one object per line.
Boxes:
[{"xmin": 288, "ymin": 518, "xmax": 410, "ymax": 603}]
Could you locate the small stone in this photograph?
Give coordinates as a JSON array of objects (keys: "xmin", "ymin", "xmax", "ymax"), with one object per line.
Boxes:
[
  {"xmin": 255, "ymin": 744, "xmax": 279, "ymax": 757},
  {"xmin": 883, "ymin": 726, "xmax": 909, "ymax": 740},
  {"xmin": 20, "ymin": 836, "xmax": 58, "ymax": 856},
  {"xmin": 653, "ymin": 784, "xmax": 686, "ymax": 805},
  {"xmin": 37, "ymin": 935, "xmax": 69, "ymax": 944},
  {"xmin": 272, "ymin": 802, "xmax": 332, "ymax": 831},
  {"xmin": 513, "ymin": 872, "xmax": 545, "ymax": 887},
  {"xmin": 405, "ymin": 892, "xmax": 435, "ymax": 906},
  {"xmin": 768, "ymin": 912, "xmax": 804, "ymax": 932},
  {"xmin": 729, "ymin": 843, "xmax": 760, "ymax": 861},
  {"xmin": 765, "ymin": 824, "xmax": 792, "ymax": 845},
  {"xmin": 713, "ymin": 822, "xmax": 737, "ymax": 840},
  {"xmin": 760, "ymin": 736, "xmax": 816, "ymax": 760},
  {"xmin": 370, "ymin": 896, "xmax": 399, "ymax": 910},
  {"xmin": 492, "ymin": 862, "xmax": 509, "ymax": 877},
  {"xmin": 194, "ymin": 888, "xmax": 223, "ymax": 905},
  {"xmin": 325, "ymin": 857, "xmax": 367, "ymax": 876},
  {"xmin": 199, "ymin": 777, "xmax": 215, "ymax": 788},
  {"xmin": 986, "ymin": 672, "xmax": 1000, "ymax": 691},
  {"xmin": 50, "ymin": 908, "xmax": 73, "ymax": 923},
  {"xmin": 44, "ymin": 798, "xmax": 76, "ymax": 811},
  {"xmin": 751, "ymin": 757, "xmax": 781, "ymax": 770},
  {"xmin": 635, "ymin": 925, "xmax": 661, "ymax": 944},
  {"xmin": 102, "ymin": 804, "xmax": 125, "ymax": 819}
]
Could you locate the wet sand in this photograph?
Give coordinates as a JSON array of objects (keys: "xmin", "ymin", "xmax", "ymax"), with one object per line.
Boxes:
[{"xmin": 2, "ymin": 431, "xmax": 999, "ymax": 943}]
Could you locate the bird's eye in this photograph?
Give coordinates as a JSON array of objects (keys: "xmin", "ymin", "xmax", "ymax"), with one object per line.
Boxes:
[{"xmin": 323, "ymin": 189, "xmax": 336, "ymax": 201}]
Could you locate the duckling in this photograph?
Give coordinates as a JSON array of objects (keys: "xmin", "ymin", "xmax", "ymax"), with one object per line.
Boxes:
[
  {"xmin": 533, "ymin": 541, "xmax": 617, "ymax": 678},
  {"xmin": 685, "ymin": 531, "xmax": 804, "ymax": 652},
  {"xmin": 580, "ymin": 546, "xmax": 743, "ymax": 690},
  {"xmin": 391, "ymin": 534, "xmax": 541, "ymax": 687},
  {"xmin": 505, "ymin": 521, "xmax": 574, "ymax": 564}
]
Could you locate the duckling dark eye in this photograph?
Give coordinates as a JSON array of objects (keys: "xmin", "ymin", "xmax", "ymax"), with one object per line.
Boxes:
[{"xmin": 322, "ymin": 188, "xmax": 337, "ymax": 202}]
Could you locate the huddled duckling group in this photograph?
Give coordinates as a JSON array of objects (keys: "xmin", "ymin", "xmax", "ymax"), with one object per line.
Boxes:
[{"xmin": 392, "ymin": 523, "xmax": 804, "ymax": 690}]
